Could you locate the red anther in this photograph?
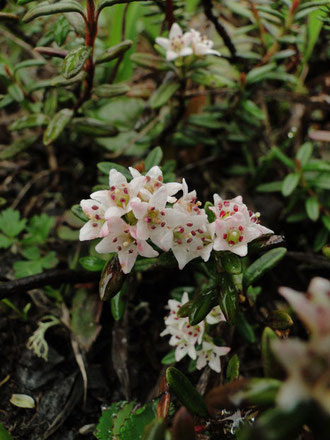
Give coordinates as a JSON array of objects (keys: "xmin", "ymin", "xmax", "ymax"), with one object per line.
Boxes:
[
  {"xmin": 197, "ymin": 229, "xmax": 203, "ymax": 234},
  {"xmin": 239, "ymin": 226, "xmax": 243, "ymax": 231},
  {"xmin": 224, "ymin": 201, "xmax": 230, "ymax": 206},
  {"xmin": 92, "ymin": 223, "xmax": 98, "ymax": 227},
  {"xmin": 239, "ymin": 236, "xmax": 243, "ymax": 242},
  {"xmin": 146, "ymin": 176, "xmax": 151, "ymax": 182},
  {"xmin": 191, "ymin": 231, "xmax": 196, "ymax": 236},
  {"xmin": 186, "ymin": 324, "xmax": 190, "ymax": 328},
  {"xmin": 124, "ymin": 229, "xmax": 129, "ymax": 233},
  {"xmin": 218, "ymin": 203, "xmax": 222, "ymax": 209},
  {"xmin": 151, "ymin": 225, "xmax": 156, "ymax": 230},
  {"xmin": 194, "ymin": 425, "xmax": 205, "ymax": 433},
  {"xmin": 117, "ymin": 246, "xmax": 122, "ymax": 251},
  {"xmin": 186, "ymin": 238, "xmax": 193, "ymax": 243},
  {"xmin": 161, "ymin": 211, "xmax": 165, "ymax": 216},
  {"xmin": 145, "ymin": 217, "xmax": 152, "ymax": 223},
  {"xmin": 229, "ymin": 240, "xmax": 235, "ymax": 245},
  {"xmin": 223, "ymin": 234, "xmax": 227, "ymax": 239},
  {"xmin": 150, "ymin": 206, "xmax": 155, "ymax": 211},
  {"xmin": 234, "ymin": 205, "xmax": 238, "ymax": 212},
  {"xmin": 158, "ymin": 176, "xmax": 163, "ymax": 181},
  {"xmin": 120, "ymin": 198, "xmax": 126, "ymax": 203},
  {"xmin": 92, "ymin": 205, "xmax": 98, "ymax": 210},
  {"xmin": 95, "ymin": 214, "xmax": 100, "ymax": 220},
  {"xmin": 176, "ymin": 240, "xmax": 182, "ymax": 245},
  {"xmin": 193, "ymin": 333, "xmax": 198, "ymax": 337},
  {"xmin": 123, "ymin": 188, "xmax": 128, "ymax": 194},
  {"xmin": 197, "ymin": 246, "xmax": 202, "ymax": 251},
  {"xmin": 220, "ymin": 210, "xmax": 225, "ymax": 217},
  {"xmin": 129, "ymin": 249, "xmax": 134, "ymax": 254},
  {"xmin": 161, "ymin": 222, "xmax": 166, "ymax": 227},
  {"xmin": 155, "ymin": 182, "xmax": 161, "ymax": 187},
  {"xmin": 178, "ymin": 227, "xmax": 184, "ymax": 233},
  {"xmin": 186, "ymin": 222, "xmax": 193, "ymax": 227},
  {"xmin": 111, "ymin": 194, "xmax": 116, "ymax": 200},
  {"xmin": 110, "ymin": 186, "xmax": 115, "ymax": 191},
  {"xmin": 188, "ymin": 331, "xmax": 193, "ymax": 335},
  {"xmin": 113, "ymin": 237, "xmax": 118, "ymax": 242}
]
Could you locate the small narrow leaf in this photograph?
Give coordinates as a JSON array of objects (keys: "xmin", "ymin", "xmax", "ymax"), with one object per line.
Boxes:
[
  {"xmin": 296, "ymin": 142, "xmax": 313, "ymax": 165},
  {"xmin": 145, "ymin": 146, "xmax": 163, "ymax": 170},
  {"xmin": 111, "ymin": 280, "xmax": 129, "ymax": 321},
  {"xmin": 281, "ymin": 173, "xmax": 300, "ymax": 196},
  {"xmin": 150, "ymin": 81, "xmax": 180, "ymax": 109},
  {"xmin": 9, "ymin": 114, "xmax": 49, "ymax": 131},
  {"xmin": 62, "ymin": 46, "xmax": 91, "ymax": 79},
  {"xmin": 10, "ymin": 394, "xmax": 35, "ymax": 408},
  {"xmin": 95, "ymin": 40, "xmax": 133, "ymax": 64},
  {"xmin": 243, "ymin": 247, "xmax": 287, "ymax": 287},
  {"xmin": 226, "ymin": 354, "xmax": 240, "ymax": 383},
  {"xmin": 221, "ymin": 252, "xmax": 242, "ymax": 274},
  {"xmin": 71, "ymin": 118, "xmax": 118, "ymax": 137},
  {"xmin": 305, "ymin": 197, "xmax": 319, "ymax": 221},
  {"xmin": 130, "ymin": 53, "xmax": 169, "ymax": 71},
  {"xmin": 93, "ymin": 83, "xmax": 130, "ymax": 98},
  {"xmin": 23, "ymin": 1, "xmax": 85, "ymax": 23},
  {"xmin": 79, "ymin": 256, "xmax": 105, "ymax": 272},
  {"xmin": 43, "ymin": 108, "xmax": 73, "ymax": 146},
  {"xmin": 166, "ymin": 367, "xmax": 209, "ymax": 417},
  {"xmin": 261, "ymin": 327, "xmax": 281, "ymax": 378}
]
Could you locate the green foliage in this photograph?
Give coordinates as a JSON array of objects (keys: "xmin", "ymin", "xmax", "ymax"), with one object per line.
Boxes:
[{"xmin": 0, "ymin": 208, "xmax": 26, "ymax": 239}]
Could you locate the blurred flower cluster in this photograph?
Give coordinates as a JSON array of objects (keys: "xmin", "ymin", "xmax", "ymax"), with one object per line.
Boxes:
[
  {"xmin": 156, "ymin": 23, "xmax": 220, "ymax": 61},
  {"xmin": 273, "ymin": 277, "xmax": 330, "ymax": 415},
  {"xmin": 79, "ymin": 166, "xmax": 272, "ymax": 273},
  {"xmin": 161, "ymin": 292, "xmax": 230, "ymax": 372}
]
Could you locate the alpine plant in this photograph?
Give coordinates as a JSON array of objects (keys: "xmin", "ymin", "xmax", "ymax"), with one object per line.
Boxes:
[{"xmin": 79, "ymin": 166, "xmax": 273, "ymax": 273}]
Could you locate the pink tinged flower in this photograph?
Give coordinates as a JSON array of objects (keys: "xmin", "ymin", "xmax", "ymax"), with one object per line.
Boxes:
[
  {"xmin": 104, "ymin": 169, "xmax": 143, "ymax": 219},
  {"xmin": 79, "ymin": 198, "xmax": 109, "ymax": 241},
  {"xmin": 156, "ymin": 23, "xmax": 193, "ymax": 61},
  {"xmin": 190, "ymin": 29, "xmax": 220, "ymax": 57},
  {"xmin": 129, "ymin": 165, "xmax": 181, "ymax": 203},
  {"xmin": 170, "ymin": 216, "xmax": 215, "ymax": 269},
  {"xmin": 130, "ymin": 186, "xmax": 174, "ymax": 251},
  {"xmin": 211, "ymin": 194, "xmax": 244, "ymax": 219},
  {"xmin": 196, "ymin": 341, "xmax": 231, "ymax": 373},
  {"xmin": 95, "ymin": 217, "xmax": 158, "ymax": 274},
  {"xmin": 206, "ymin": 306, "xmax": 226, "ymax": 325},
  {"xmin": 174, "ymin": 179, "xmax": 205, "ymax": 216},
  {"xmin": 279, "ymin": 277, "xmax": 330, "ymax": 337}
]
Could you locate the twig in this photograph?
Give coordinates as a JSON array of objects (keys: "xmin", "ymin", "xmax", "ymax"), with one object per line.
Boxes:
[
  {"xmin": 201, "ymin": 0, "xmax": 237, "ymax": 60},
  {"xmin": 0, "ymin": 269, "xmax": 100, "ymax": 299}
]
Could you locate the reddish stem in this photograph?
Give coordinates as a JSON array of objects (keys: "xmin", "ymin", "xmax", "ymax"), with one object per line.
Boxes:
[{"xmin": 165, "ymin": 0, "xmax": 174, "ymax": 29}]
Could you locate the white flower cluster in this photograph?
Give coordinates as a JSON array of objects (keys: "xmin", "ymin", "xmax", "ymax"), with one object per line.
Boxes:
[
  {"xmin": 156, "ymin": 23, "xmax": 220, "ymax": 61},
  {"xmin": 161, "ymin": 292, "xmax": 230, "ymax": 372},
  {"xmin": 79, "ymin": 165, "xmax": 273, "ymax": 274}
]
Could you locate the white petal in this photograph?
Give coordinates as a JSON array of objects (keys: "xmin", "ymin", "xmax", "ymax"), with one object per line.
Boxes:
[
  {"xmin": 109, "ymin": 169, "xmax": 127, "ymax": 187},
  {"xmin": 169, "ymin": 23, "xmax": 182, "ymax": 39},
  {"xmin": 129, "ymin": 167, "xmax": 141, "ymax": 178},
  {"xmin": 155, "ymin": 37, "xmax": 171, "ymax": 50},
  {"xmin": 136, "ymin": 221, "xmax": 149, "ymax": 241},
  {"xmin": 95, "ymin": 235, "xmax": 117, "ymax": 253},
  {"xmin": 166, "ymin": 50, "xmax": 180, "ymax": 61},
  {"xmin": 137, "ymin": 240, "xmax": 158, "ymax": 258},
  {"xmin": 105, "ymin": 206, "xmax": 125, "ymax": 219},
  {"xmin": 175, "ymin": 344, "xmax": 188, "ymax": 362},
  {"xmin": 90, "ymin": 190, "xmax": 109, "ymax": 205},
  {"xmin": 119, "ymin": 248, "xmax": 138, "ymax": 274},
  {"xmin": 79, "ymin": 221, "xmax": 101, "ymax": 241}
]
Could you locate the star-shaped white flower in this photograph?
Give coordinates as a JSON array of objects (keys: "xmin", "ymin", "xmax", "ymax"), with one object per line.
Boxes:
[
  {"xmin": 190, "ymin": 29, "xmax": 220, "ymax": 57},
  {"xmin": 129, "ymin": 165, "xmax": 181, "ymax": 203},
  {"xmin": 196, "ymin": 341, "xmax": 230, "ymax": 373},
  {"xmin": 95, "ymin": 217, "xmax": 158, "ymax": 273},
  {"xmin": 79, "ymin": 194, "xmax": 110, "ymax": 241},
  {"xmin": 206, "ymin": 305, "xmax": 226, "ymax": 325},
  {"xmin": 156, "ymin": 23, "xmax": 193, "ymax": 61}
]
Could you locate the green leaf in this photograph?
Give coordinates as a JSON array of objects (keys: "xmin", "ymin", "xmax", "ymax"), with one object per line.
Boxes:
[
  {"xmin": 296, "ymin": 142, "xmax": 313, "ymax": 166},
  {"xmin": 8, "ymin": 84, "xmax": 24, "ymax": 102},
  {"xmin": 111, "ymin": 282, "xmax": 128, "ymax": 321},
  {"xmin": 313, "ymin": 227, "xmax": 328, "ymax": 252},
  {"xmin": 21, "ymin": 246, "xmax": 40, "ymax": 260},
  {"xmin": 309, "ymin": 173, "xmax": 330, "ymax": 190},
  {"xmin": 166, "ymin": 367, "xmax": 209, "ymax": 417},
  {"xmin": 62, "ymin": 46, "xmax": 91, "ymax": 79},
  {"xmin": 23, "ymin": 1, "xmax": 85, "ymax": 23},
  {"xmin": 267, "ymin": 311, "xmax": 293, "ymax": 331},
  {"xmin": 243, "ymin": 247, "xmax": 287, "ymax": 287},
  {"xmin": 13, "ymin": 59, "xmax": 46, "ymax": 73},
  {"xmin": 261, "ymin": 327, "xmax": 280, "ymax": 378},
  {"xmin": 234, "ymin": 378, "xmax": 281, "ymax": 407},
  {"xmin": 13, "ymin": 260, "xmax": 43, "ymax": 278},
  {"xmin": 121, "ymin": 402, "xmax": 158, "ymax": 440},
  {"xmin": 161, "ymin": 350, "xmax": 176, "ymax": 365},
  {"xmin": 236, "ymin": 312, "xmax": 255, "ymax": 343},
  {"xmin": 281, "ymin": 173, "xmax": 300, "ymax": 196},
  {"xmin": 145, "ymin": 146, "xmax": 163, "ymax": 170},
  {"xmin": 142, "ymin": 418, "xmax": 166, "ymax": 440},
  {"xmin": 9, "ymin": 114, "xmax": 49, "ymax": 131},
  {"xmin": 204, "ymin": 201, "xmax": 216, "ymax": 222},
  {"xmin": 246, "ymin": 63, "xmax": 276, "ymax": 84},
  {"xmin": 226, "ymin": 354, "xmax": 240, "ymax": 383},
  {"xmin": 43, "ymin": 108, "xmax": 73, "ymax": 146},
  {"xmin": 95, "ymin": 401, "xmax": 128, "ymax": 440},
  {"xmin": 221, "ymin": 252, "xmax": 242, "ymax": 275},
  {"xmin": 130, "ymin": 53, "xmax": 169, "ymax": 71},
  {"xmin": 95, "ymin": 40, "xmax": 133, "ymax": 64},
  {"xmin": 71, "ymin": 117, "xmax": 118, "ymax": 137},
  {"xmin": 53, "ymin": 15, "xmax": 70, "ymax": 46},
  {"xmin": 0, "ymin": 234, "xmax": 14, "ymax": 249},
  {"xmin": 322, "ymin": 215, "xmax": 330, "ymax": 231},
  {"xmin": 0, "ymin": 208, "xmax": 26, "ymax": 238},
  {"xmin": 272, "ymin": 146, "xmax": 296, "ymax": 169},
  {"xmin": 93, "ymin": 83, "xmax": 130, "ymax": 99},
  {"xmin": 40, "ymin": 251, "xmax": 58, "ymax": 270},
  {"xmin": 305, "ymin": 197, "xmax": 319, "ymax": 221},
  {"xmin": 256, "ymin": 181, "xmax": 283, "ymax": 193},
  {"xmin": 28, "ymin": 72, "xmax": 85, "ymax": 92},
  {"xmin": 23, "ymin": 213, "xmax": 55, "ymax": 245},
  {"xmin": 302, "ymin": 160, "xmax": 330, "ymax": 172},
  {"xmin": 0, "ymin": 422, "xmax": 14, "ymax": 439},
  {"xmin": 71, "ymin": 204, "xmax": 88, "ymax": 222},
  {"xmin": 97, "ymin": 162, "xmax": 132, "ymax": 180},
  {"xmin": 188, "ymin": 288, "xmax": 218, "ymax": 326},
  {"xmin": 150, "ymin": 80, "xmax": 180, "ymax": 109},
  {"xmin": 79, "ymin": 256, "xmax": 105, "ymax": 272},
  {"xmin": 241, "ymin": 100, "xmax": 265, "ymax": 120},
  {"xmin": 218, "ymin": 273, "xmax": 238, "ymax": 323},
  {"xmin": 0, "ymin": 135, "xmax": 38, "ymax": 159}
]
